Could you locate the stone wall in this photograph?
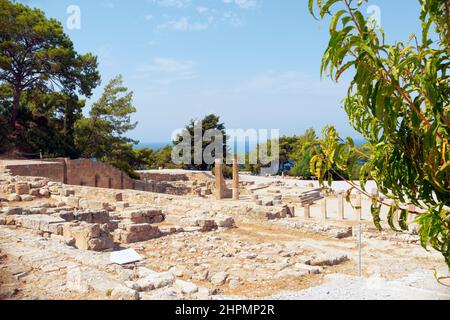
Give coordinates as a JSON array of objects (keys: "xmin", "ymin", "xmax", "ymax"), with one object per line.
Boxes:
[
  {"xmin": 1, "ymin": 159, "xmax": 196, "ymax": 196},
  {"xmin": 2, "ymin": 161, "xmax": 65, "ymax": 182},
  {"xmin": 138, "ymin": 172, "xmax": 189, "ymax": 182},
  {"xmin": 3, "ymin": 159, "xmax": 134, "ymax": 190}
]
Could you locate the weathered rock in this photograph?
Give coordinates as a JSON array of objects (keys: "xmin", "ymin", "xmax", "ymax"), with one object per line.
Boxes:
[
  {"xmin": 20, "ymin": 195, "xmax": 34, "ymax": 202},
  {"xmin": 79, "ymin": 199, "xmax": 112, "ymax": 211},
  {"xmin": 210, "ymin": 272, "xmax": 228, "ymax": 286},
  {"xmin": 16, "ymin": 215, "xmax": 65, "ymax": 234},
  {"xmin": 121, "ymin": 208, "xmax": 165, "ymax": 224},
  {"xmin": 136, "ymin": 272, "xmax": 175, "ymax": 291},
  {"xmin": 50, "ymin": 234, "xmax": 76, "ymax": 247},
  {"xmin": 113, "ymin": 223, "xmax": 161, "ymax": 244},
  {"xmin": 38, "ymin": 188, "xmax": 50, "ymax": 198},
  {"xmin": 294, "ymin": 263, "xmax": 322, "ymax": 274},
  {"xmin": 110, "ymin": 286, "xmax": 139, "ymax": 300},
  {"xmin": 336, "ymin": 228, "xmax": 353, "ymax": 239},
  {"xmin": 197, "ymin": 219, "xmax": 218, "ymax": 232},
  {"xmin": 217, "ymin": 216, "xmax": 236, "ymax": 229},
  {"xmin": 175, "ymin": 280, "xmax": 198, "ymax": 294},
  {"xmin": 66, "ymin": 266, "xmax": 89, "ymax": 293},
  {"xmin": 274, "ymin": 268, "xmax": 308, "ymax": 279},
  {"xmin": 1, "ymin": 207, "xmax": 22, "ymax": 216},
  {"xmin": 306, "ymin": 254, "xmax": 349, "ymax": 267},
  {"xmin": 73, "ymin": 209, "xmax": 110, "ymax": 224},
  {"xmin": 65, "ymin": 197, "xmax": 81, "ymax": 209},
  {"xmin": 15, "ymin": 183, "xmax": 30, "ymax": 195},
  {"xmin": 7, "ymin": 194, "xmax": 21, "ymax": 202},
  {"xmin": 63, "ymin": 223, "xmax": 114, "ymax": 251}
]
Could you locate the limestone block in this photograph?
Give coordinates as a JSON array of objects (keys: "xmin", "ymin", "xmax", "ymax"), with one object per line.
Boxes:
[
  {"xmin": 210, "ymin": 272, "xmax": 228, "ymax": 286},
  {"xmin": 15, "ymin": 183, "xmax": 30, "ymax": 195},
  {"xmin": 63, "ymin": 223, "xmax": 114, "ymax": 251},
  {"xmin": 7, "ymin": 194, "xmax": 21, "ymax": 202},
  {"xmin": 294, "ymin": 263, "xmax": 322, "ymax": 274},
  {"xmin": 197, "ymin": 219, "xmax": 218, "ymax": 232},
  {"xmin": 79, "ymin": 199, "xmax": 111, "ymax": 210},
  {"xmin": 216, "ymin": 216, "xmax": 236, "ymax": 229},
  {"xmin": 306, "ymin": 254, "xmax": 349, "ymax": 267},
  {"xmin": 29, "ymin": 189, "xmax": 40, "ymax": 197},
  {"xmin": 50, "ymin": 234, "xmax": 76, "ymax": 247},
  {"xmin": 20, "ymin": 195, "xmax": 34, "ymax": 202},
  {"xmin": 1, "ymin": 207, "xmax": 22, "ymax": 216},
  {"xmin": 110, "ymin": 286, "xmax": 139, "ymax": 300},
  {"xmin": 175, "ymin": 280, "xmax": 198, "ymax": 294},
  {"xmin": 73, "ymin": 209, "xmax": 110, "ymax": 224},
  {"xmin": 65, "ymin": 196, "xmax": 81, "ymax": 209},
  {"xmin": 113, "ymin": 224, "xmax": 161, "ymax": 244},
  {"xmin": 136, "ymin": 272, "xmax": 175, "ymax": 291},
  {"xmin": 16, "ymin": 215, "xmax": 65, "ymax": 234}
]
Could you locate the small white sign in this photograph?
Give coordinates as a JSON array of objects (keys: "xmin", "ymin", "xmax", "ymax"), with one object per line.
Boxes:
[{"xmin": 110, "ymin": 249, "xmax": 143, "ymax": 265}]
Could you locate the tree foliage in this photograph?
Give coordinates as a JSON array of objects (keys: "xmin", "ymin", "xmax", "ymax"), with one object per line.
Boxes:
[
  {"xmin": 174, "ymin": 114, "xmax": 228, "ymax": 171},
  {"xmin": 75, "ymin": 75, "xmax": 138, "ymax": 177},
  {"xmin": 308, "ymin": 0, "xmax": 449, "ymax": 267},
  {"xmin": 0, "ymin": 0, "xmax": 99, "ymax": 128}
]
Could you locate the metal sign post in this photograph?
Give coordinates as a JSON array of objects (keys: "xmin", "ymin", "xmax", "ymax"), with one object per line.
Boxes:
[{"xmin": 358, "ymin": 223, "xmax": 362, "ymax": 277}]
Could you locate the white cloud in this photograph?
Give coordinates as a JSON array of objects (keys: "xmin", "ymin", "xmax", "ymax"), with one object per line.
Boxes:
[
  {"xmin": 157, "ymin": 16, "xmax": 213, "ymax": 31},
  {"xmin": 136, "ymin": 57, "xmax": 197, "ymax": 84},
  {"xmin": 237, "ymin": 71, "xmax": 348, "ymax": 96},
  {"xmin": 152, "ymin": 0, "xmax": 191, "ymax": 8}
]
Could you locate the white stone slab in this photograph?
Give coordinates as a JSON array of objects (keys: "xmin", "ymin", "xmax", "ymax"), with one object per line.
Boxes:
[{"xmin": 110, "ymin": 249, "xmax": 143, "ymax": 265}]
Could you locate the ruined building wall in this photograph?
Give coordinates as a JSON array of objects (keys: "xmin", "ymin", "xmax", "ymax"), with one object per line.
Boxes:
[
  {"xmin": 3, "ymin": 159, "xmax": 135, "ymax": 190},
  {"xmin": 1, "ymin": 159, "xmax": 196, "ymax": 195}
]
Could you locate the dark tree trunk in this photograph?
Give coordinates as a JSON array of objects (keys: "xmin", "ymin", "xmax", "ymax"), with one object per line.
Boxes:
[{"xmin": 10, "ymin": 86, "xmax": 21, "ymax": 130}]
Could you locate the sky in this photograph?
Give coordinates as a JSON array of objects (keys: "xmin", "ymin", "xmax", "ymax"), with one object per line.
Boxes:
[{"xmin": 17, "ymin": 0, "xmax": 422, "ymax": 143}]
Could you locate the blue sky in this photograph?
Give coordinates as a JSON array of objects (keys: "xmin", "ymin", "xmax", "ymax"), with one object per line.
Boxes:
[{"xmin": 18, "ymin": 0, "xmax": 422, "ymax": 143}]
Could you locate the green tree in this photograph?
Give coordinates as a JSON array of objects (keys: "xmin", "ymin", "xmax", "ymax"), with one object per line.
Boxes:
[
  {"xmin": 174, "ymin": 114, "xmax": 228, "ymax": 171},
  {"xmin": 130, "ymin": 148, "xmax": 157, "ymax": 170},
  {"xmin": 75, "ymin": 75, "xmax": 138, "ymax": 176},
  {"xmin": 308, "ymin": 0, "xmax": 449, "ymax": 268},
  {"xmin": 289, "ymin": 128, "xmax": 318, "ymax": 178},
  {"xmin": 0, "ymin": 0, "xmax": 100, "ymax": 129}
]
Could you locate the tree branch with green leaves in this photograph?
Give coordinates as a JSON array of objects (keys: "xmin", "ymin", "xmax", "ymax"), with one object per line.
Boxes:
[{"xmin": 308, "ymin": 0, "xmax": 449, "ymax": 268}]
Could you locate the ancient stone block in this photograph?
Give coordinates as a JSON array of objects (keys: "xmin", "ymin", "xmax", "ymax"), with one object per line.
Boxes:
[
  {"xmin": 136, "ymin": 272, "xmax": 175, "ymax": 291},
  {"xmin": 16, "ymin": 215, "xmax": 65, "ymax": 234},
  {"xmin": 73, "ymin": 209, "xmax": 110, "ymax": 224},
  {"xmin": 197, "ymin": 219, "xmax": 218, "ymax": 232},
  {"xmin": 58, "ymin": 211, "xmax": 75, "ymax": 222},
  {"xmin": 79, "ymin": 199, "xmax": 111, "ymax": 210},
  {"xmin": 210, "ymin": 272, "xmax": 228, "ymax": 286},
  {"xmin": 50, "ymin": 234, "xmax": 76, "ymax": 247},
  {"xmin": 113, "ymin": 224, "xmax": 161, "ymax": 244},
  {"xmin": 63, "ymin": 223, "xmax": 114, "ymax": 251},
  {"xmin": 294, "ymin": 263, "xmax": 322, "ymax": 274},
  {"xmin": 7, "ymin": 194, "xmax": 21, "ymax": 202},
  {"xmin": 217, "ymin": 217, "xmax": 236, "ymax": 229},
  {"xmin": 15, "ymin": 183, "xmax": 30, "ymax": 195},
  {"xmin": 20, "ymin": 195, "xmax": 34, "ymax": 202},
  {"xmin": 1, "ymin": 207, "xmax": 23, "ymax": 216},
  {"xmin": 65, "ymin": 196, "xmax": 81, "ymax": 208},
  {"xmin": 306, "ymin": 254, "xmax": 349, "ymax": 267},
  {"xmin": 29, "ymin": 189, "xmax": 40, "ymax": 197},
  {"xmin": 110, "ymin": 286, "xmax": 139, "ymax": 300}
]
